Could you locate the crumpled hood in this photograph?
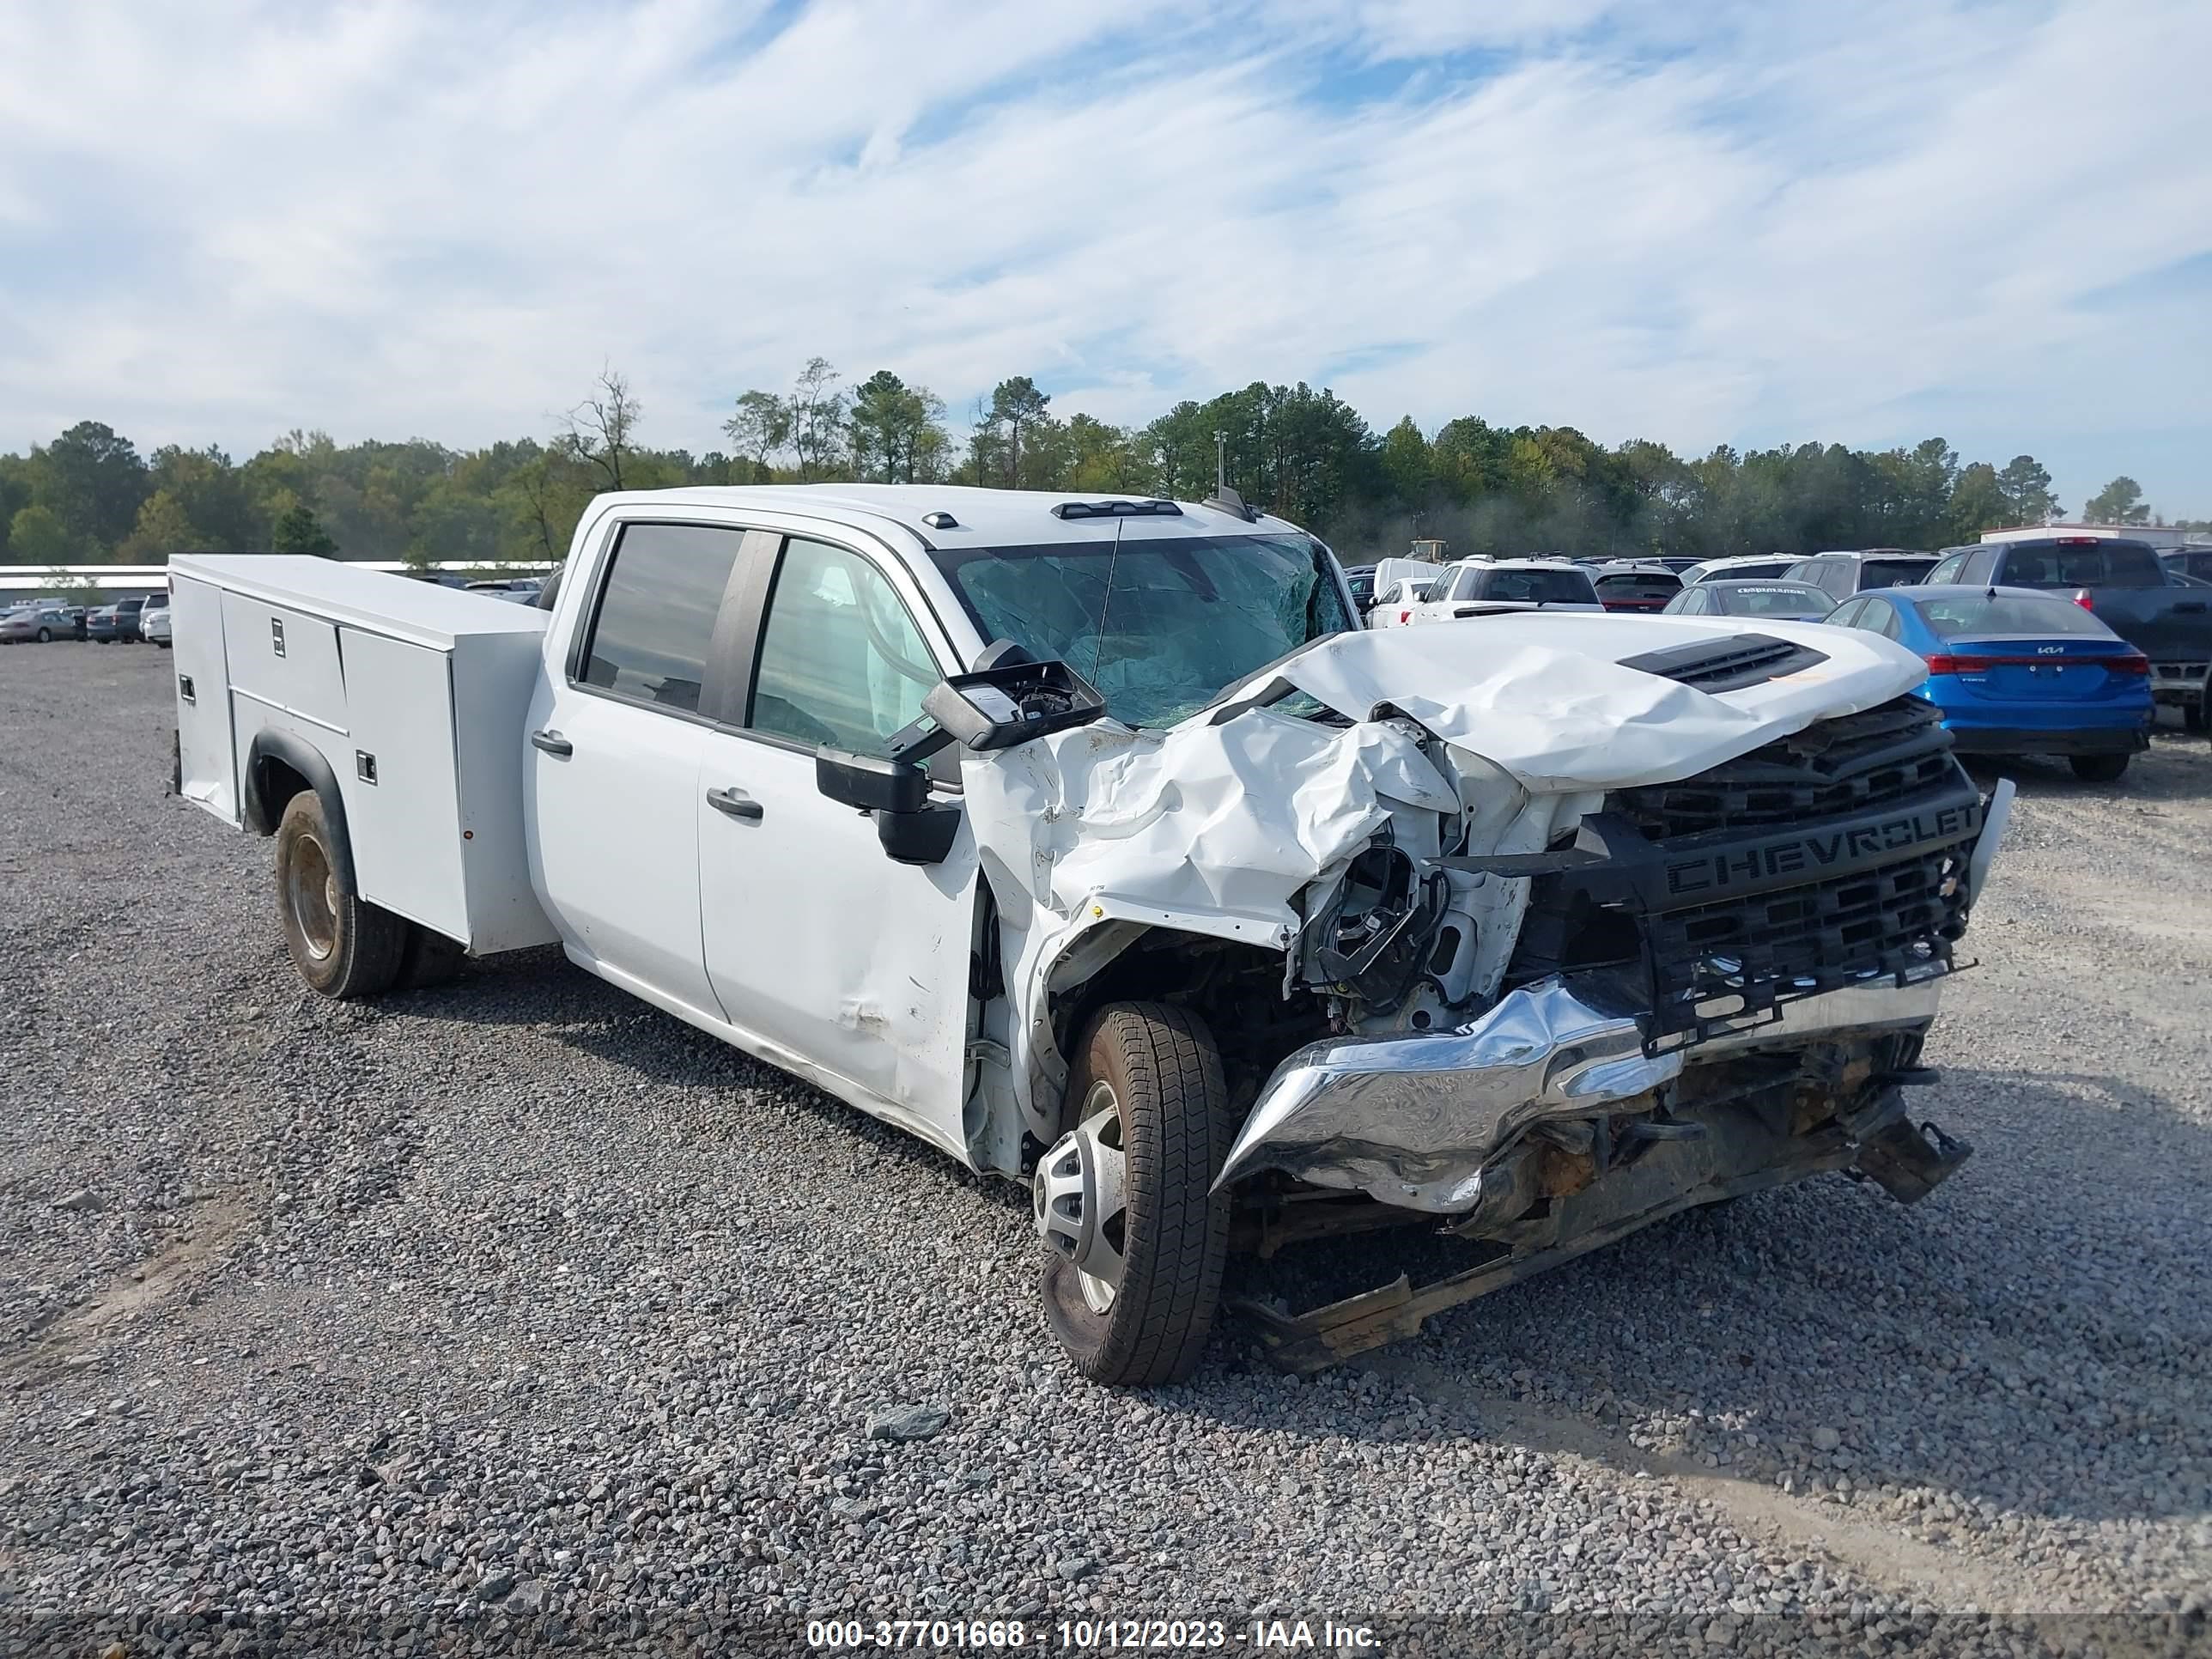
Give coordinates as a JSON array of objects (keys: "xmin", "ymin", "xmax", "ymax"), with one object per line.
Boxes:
[{"xmin": 1247, "ymin": 614, "xmax": 1930, "ymax": 793}]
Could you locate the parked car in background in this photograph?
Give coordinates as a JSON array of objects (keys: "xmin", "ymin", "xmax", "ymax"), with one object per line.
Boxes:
[
  {"xmin": 141, "ymin": 597, "xmax": 173, "ymax": 647},
  {"xmin": 1588, "ymin": 562, "xmax": 1682, "ymax": 612},
  {"xmin": 1369, "ymin": 574, "xmax": 1437, "ymax": 621},
  {"xmin": 1778, "ymin": 553, "xmax": 1937, "ymax": 605},
  {"xmin": 2160, "ymin": 549, "xmax": 2212, "ymax": 586},
  {"xmin": 0, "ymin": 603, "xmax": 76, "ymax": 643},
  {"xmin": 86, "ymin": 596, "xmax": 156, "ymax": 642},
  {"xmin": 1785, "ymin": 550, "xmax": 1939, "ymax": 603},
  {"xmin": 1341, "ymin": 565, "xmax": 1377, "ymax": 609},
  {"xmin": 1662, "ymin": 580, "xmax": 1833, "ymax": 623},
  {"xmin": 465, "ymin": 578, "xmax": 546, "ymax": 605},
  {"xmin": 1825, "ymin": 584, "xmax": 2151, "ymax": 781},
  {"xmin": 1379, "ymin": 558, "xmax": 1601, "ymax": 625},
  {"xmin": 1650, "ymin": 556, "xmax": 1705, "ymax": 574},
  {"xmin": 1679, "ymin": 555, "xmax": 1802, "ymax": 585},
  {"xmin": 1926, "ymin": 536, "xmax": 2212, "ymax": 732}
]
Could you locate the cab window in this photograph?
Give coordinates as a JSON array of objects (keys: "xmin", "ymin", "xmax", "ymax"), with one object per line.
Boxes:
[
  {"xmin": 749, "ymin": 538, "xmax": 939, "ymax": 753},
  {"xmin": 580, "ymin": 522, "xmax": 745, "ymax": 714}
]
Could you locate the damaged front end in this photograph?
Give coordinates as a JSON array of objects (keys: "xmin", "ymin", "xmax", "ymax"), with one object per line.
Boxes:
[{"xmin": 1213, "ymin": 690, "xmax": 2002, "ymax": 1370}]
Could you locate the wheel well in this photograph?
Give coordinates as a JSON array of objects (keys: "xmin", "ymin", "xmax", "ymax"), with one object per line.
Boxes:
[
  {"xmin": 1053, "ymin": 933, "xmax": 1328, "ymax": 1121},
  {"xmin": 248, "ymin": 755, "xmax": 311, "ymax": 836}
]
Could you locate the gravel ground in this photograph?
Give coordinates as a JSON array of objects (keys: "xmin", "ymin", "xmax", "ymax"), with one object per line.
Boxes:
[{"xmin": 2, "ymin": 642, "xmax": 2207, "ymax": 1658}]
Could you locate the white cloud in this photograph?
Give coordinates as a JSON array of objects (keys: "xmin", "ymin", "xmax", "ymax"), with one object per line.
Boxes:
[{"xmin": 0, "ymin": 0, "xmax": 2207, "ymax": 513}]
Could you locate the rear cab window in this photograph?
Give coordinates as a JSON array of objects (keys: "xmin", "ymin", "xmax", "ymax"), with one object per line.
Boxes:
[
  {"xmin": 578, "ymin": 522, "xmax": 746, "ymax": 715},
  {"xmin": 1860, "ymin": 560, "xmax": 1932, "ymax": 590},
  {"xmin": 1996, "ymin": 542, "xmax": 2164, "ymax": 589},
  {"xmin": 1474, "ymin": 568, "xmax": 1597, "ymax": 605}
]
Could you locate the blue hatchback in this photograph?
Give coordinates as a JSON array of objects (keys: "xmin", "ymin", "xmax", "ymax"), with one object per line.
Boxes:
[{"xmin": 1822, "ymin": 584, "xmax": 2153, "ymax": 781}]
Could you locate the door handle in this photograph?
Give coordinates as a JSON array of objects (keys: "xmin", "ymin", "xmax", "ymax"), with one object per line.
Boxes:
[
  {"xmin": 531, "ymin": 729, "xmax": 574, "ymax": 757},
  {"xmin": 706, "ymin": 786, "xmax": 764, "ymax": 822}
]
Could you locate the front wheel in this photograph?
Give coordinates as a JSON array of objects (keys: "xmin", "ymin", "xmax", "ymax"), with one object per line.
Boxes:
[
  {"xmin": 2069, "ymin": 752, "xmax": 2130, "ymax": 782},
  {"xmin": 1034, "ymin": 1002, "xmax": 1232, "ymax": 1387},
  {"xmin": 275, "ymin": 792, "xmax": 411, "ymax": 998}
]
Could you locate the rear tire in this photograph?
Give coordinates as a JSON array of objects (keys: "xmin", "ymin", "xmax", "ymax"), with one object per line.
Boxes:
[
  {"xmin": 35, "ymin": 628, "xmax": 52, "ymax": 643},
  {"xmin": 2069, "ymin": 752, "xmax": 2130, "ymax": 783},
  {"xmin": 274, "ymin": 792, "xmax": 410, "ymax": 998},
  {"xmin": 2185, "ymin": 696, "xmax": 2208, "ymax": 734},
  {"xmin": 1038, "ymin": 1002, "xmax": 1232, "ymax": 1388}
]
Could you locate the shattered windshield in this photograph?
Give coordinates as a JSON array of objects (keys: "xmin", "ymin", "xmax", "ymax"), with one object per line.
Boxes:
[{"xmin": 930, "ymin": 532, "xmax": 1355, "ymax": 728}]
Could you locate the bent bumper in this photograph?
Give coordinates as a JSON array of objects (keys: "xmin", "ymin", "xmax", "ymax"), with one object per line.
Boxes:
[{"xmin": 1216, "ymin": 969, "xmax": 1948, "ymax": 1212}]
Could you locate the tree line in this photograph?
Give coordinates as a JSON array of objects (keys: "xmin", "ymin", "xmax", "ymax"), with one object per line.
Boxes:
[{"xmin": 2, "ymin": 361, "xmax": 2199, "ymax": 572}]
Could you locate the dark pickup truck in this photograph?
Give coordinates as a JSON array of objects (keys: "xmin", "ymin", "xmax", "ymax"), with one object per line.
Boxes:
[{"xmin": 1929, "ymin": 538, "xmax": 2212, "ymax": 728}]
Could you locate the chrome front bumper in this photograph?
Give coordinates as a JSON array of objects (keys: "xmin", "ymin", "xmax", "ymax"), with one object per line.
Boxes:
[{"xmin": 1215, "ymin": 971, "xmax": 1948, "ymax": 1212}]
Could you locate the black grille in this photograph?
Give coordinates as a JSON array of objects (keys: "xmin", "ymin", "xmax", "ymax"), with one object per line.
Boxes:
[
  {"xmin": 1611, "ymin": 696, "xmax": 1956, "ymax": 839},
  {"xmin": 1650, "ymin": 843, "xmax": 1965, "ymax": 1011}
]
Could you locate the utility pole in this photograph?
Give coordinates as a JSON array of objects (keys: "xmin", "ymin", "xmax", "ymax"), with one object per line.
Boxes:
[{"xmin": 1213, "ymin": 430, "xmax": 1227, "ymax": 495}]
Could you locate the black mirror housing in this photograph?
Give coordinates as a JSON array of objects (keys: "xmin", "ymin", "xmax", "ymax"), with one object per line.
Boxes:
[
  {"xmin": 922, "ymin": 658, "xmax": 1106, "ymax": 752},
  {"xmin": 816, "ymin": 749, "xmax": 928, "ymax": 815}
]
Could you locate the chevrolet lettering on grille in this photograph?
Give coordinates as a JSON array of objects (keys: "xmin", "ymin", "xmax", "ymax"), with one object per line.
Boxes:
[{"xmin": 1662, "ymin": 799, "xmax": 1983, "ymax": 902}]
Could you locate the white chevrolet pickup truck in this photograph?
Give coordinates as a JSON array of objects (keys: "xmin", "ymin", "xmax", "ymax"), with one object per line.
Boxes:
[{"xmin": 169, "ymin": 485, "xmax": 2009, "ymax": 1383}]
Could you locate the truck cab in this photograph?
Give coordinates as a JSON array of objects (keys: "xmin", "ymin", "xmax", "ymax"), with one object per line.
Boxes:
[{"xmin": 171, "ymin": 486, "xmax": 2005, "ymax": 1386}]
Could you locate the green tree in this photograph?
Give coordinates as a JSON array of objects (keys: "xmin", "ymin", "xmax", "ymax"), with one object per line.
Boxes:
[
  {"xmin": 2083, "ymin": 475, "xmax": 2149, "ymax": 526},
  {"xmin": 1996, "ymin": 455, "xmax": 2060, "ymax": 526},
  {"xmin": 148, "ymin": 446, "xmax": 254, "ymax": 548},
  {"xmin": 1943, "ymin": 462, "xmax": 2010, "ymax": 544},
  {"xmin": 117, "ymin": 489, "xmax": 203, "ymax": 561},
  {"xmin": 40, "ymin": 421, "xmax": 149, "ymax": 550},
  {"xmin": 722, "ymin": 389, "xmax": 791, "ymax": 481},
  {"xmin": 985, "ymin": 376, "xmax": 1053, "ymax": 489},
  {"xmin": 8, "ymin": 503, "xmax": 80, "ymax": 565},
  {"xmin": 272, "ymin": 503, "xmax": 338, "ymax": 556},
  {"xmin": 848, "ymin": 371, "xmax": 951, "ymax": 483},
  {"xmin": 1379, "ymin": 417, "xmax": 1432, "ymax": 505}
]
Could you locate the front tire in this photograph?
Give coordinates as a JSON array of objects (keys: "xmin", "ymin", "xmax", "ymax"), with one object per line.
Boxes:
[
  {"xmin": 2069, "ymin": 752, "xmax": 2130, "ymax": 783},
  {"xmin": 275, "ymin": 792, "xmax": 410, "ymax": 998},
  {"xmin": 1036, "ymin": 1002, "xmax": 1232, "ymax": 1387}
]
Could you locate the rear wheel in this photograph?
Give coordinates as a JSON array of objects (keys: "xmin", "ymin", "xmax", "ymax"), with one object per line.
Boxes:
[
  {"xmin": 35, "ymin": 627, "xmax": 52, "ymax": 642},
  {"xmin": 1034, "ymin": 1002, "xmax": 1232, "ymax": 1387},
  {"xmin": 2069, "ymin": 752, "xmax": 2130, "ymax": 783},
  {"xmin": 2185, "ymin": 696, "xmax": 2208, "ymax": 734},
  {"xmin": 275, "ymin": 792, "xmax": 410, "ymax": 998}
]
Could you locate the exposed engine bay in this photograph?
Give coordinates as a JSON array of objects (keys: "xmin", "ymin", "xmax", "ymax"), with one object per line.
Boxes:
[{"xmin": 961, "ymin": 613, "xmax": 2008, "ymax": 1368}]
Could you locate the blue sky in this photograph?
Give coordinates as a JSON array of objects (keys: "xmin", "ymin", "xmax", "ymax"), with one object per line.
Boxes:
[{"xmin": 2, "ymin": 0, "xmax": 2208, "ymax": 518}]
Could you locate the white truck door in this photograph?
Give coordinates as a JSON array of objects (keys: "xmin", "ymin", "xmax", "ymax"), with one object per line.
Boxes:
[
  {"xmin": 167, "ymin": 574, "xmax": 239, "ymax": 823},
  {"xmin": 525, "ymin": 522, "xmax": 749, "ymax": 1023},
  {"xmin": 696, "ymin": 533, "xmax": 980, "ymax": 1162}
]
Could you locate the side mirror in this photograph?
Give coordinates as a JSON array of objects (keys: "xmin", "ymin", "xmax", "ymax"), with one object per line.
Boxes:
[
  {"xmin": 815, "ymin": 749, "xmax": 928, "ymax": 815},
  {"xmin": 921, "ymin": 657, "xmax": 1106, "ymax": 751},
  {"xmin": 811, "ymin": 654, "xmax": 1104, "ymax": 868},
  {"xmin": 814, "ymin": 748, "xmax": 960, "ymax": 867}
]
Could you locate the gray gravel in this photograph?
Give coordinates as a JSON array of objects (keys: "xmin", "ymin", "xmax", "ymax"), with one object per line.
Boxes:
[{"xmin": 3, "ymin": 642, "xmax": 2208, "ymax": 1656}]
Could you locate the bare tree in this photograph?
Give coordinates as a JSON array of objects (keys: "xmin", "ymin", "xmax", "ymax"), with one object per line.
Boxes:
[
  {"xmin": 787, "ymin": 357, "xmax": 848, "ymax": 482},
  {"xmin": 562, "ymin": 366, "xmax": 641, "ymax": 491}
]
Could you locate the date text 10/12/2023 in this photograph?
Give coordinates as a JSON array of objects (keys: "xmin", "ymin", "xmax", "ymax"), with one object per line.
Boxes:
[{"xmin": 804, "ymin": 1618, "xmax": 1383, "ymax": 1650}]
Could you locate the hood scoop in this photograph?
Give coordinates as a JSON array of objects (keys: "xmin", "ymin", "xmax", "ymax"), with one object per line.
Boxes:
[{"xmin": 1617, "ymin": 633, "xmax": 1828, "ymax": 693}]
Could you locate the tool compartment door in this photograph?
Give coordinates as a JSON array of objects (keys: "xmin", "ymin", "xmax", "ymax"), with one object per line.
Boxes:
[
  {"xmin": 337, "ymin": 627, "xmax": 469, "ymax": 943},
  {"xmin": 169, "ymin": 574, "xmax": 240, "ymax": 823},
  {"xmin": 221, "ymin": 591, "xmax": 348, "ymax": 730}
]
